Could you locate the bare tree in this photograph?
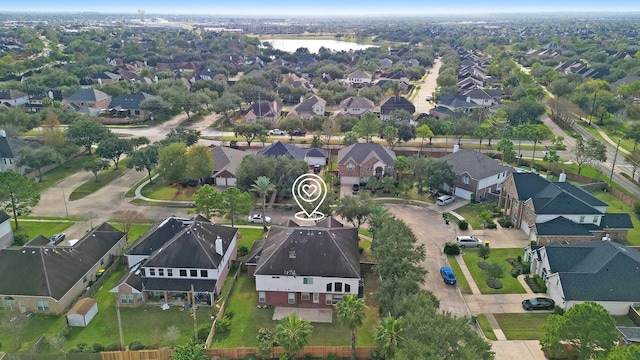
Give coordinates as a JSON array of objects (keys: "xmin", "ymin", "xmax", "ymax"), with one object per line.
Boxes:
[
  {"xmin": 164, "ymin": 325, "xmax": 181, "ymax": 346},
  {"xmin": 112, "ymin": 210, "xmax": 147, "ymax": 241}
]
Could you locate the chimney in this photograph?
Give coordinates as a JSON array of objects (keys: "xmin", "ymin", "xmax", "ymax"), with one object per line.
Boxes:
[
  {"xmin": 215, "ymin": 235, "xmax": 223, "ymax": 256},
  {"xmin": 558, "ymin": 171, "xmax": 566, "ymax": 182},
  {"xmin": 48, "ymin": 90, "xmax": 54, "ymax": 100},
  {"xmin": 299, "ymin": 96, "xmax": 304, "ymax": 104},
  {"xmin": 453, "ymin": 144, "xmax": 459, "ymax": 153},
  {"xmin": 273, "ymin": 100, "xmax": 278, "ymax": 114},
  {"xmin": 0, "ymin": 129, "xmax": 6, "ymax": 138}
]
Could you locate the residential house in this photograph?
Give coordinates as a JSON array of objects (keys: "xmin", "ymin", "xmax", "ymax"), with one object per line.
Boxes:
[
  {"xmin": 291, "ymin": 95, "xmax": 326, "ymax": 118},
  {"xmin": 0, "ymin": 223, "xmax": 126, "ymax": 315},
  {"xmin": 240, "ymin": 101, "xmax": 280, "ymax": 123},
  {"xmin": 334, "ymin": 96, "xmax": 375, "ymax": 118},
  {"xmin": 0, "ymin": 210, "xmax": 12, "ymax": 249},
  {"xmin": 440, "ymin": 149, "xmax": 512, "ymax": 200},
  {"xmin": 0, "ymin": 129, "xmax": 41, "ymax": 174},
  {"xmin": 246, "ymin": 220, "xmax": 360, "ymax": 308},
  {"xmin": 0, "ymin": 89, "xmax": 29, "ymax": 106},
  {"xmin": 91, "ymin": 71, "xmax": 121, "ymax": 84},
  {"xmin": 380, "ymin": 69, "xmax": 410, "ymax": 85},
  {"xmin": 346, "ymin": 70, "xmax": 372, "ymax": 86},
  {"xmin": 498, "ymin": 172, "xmax": 633, "ymax": 244},
  {"xmin": 337, "ymin": 143, "xmax": 396, "ymax": 184},
  {"xmin": 526, "ymin": 241, "xmax": 640, "ymax": 315},
  {"xmin": 305, "ymin": 148, "xmax": 328, "ymax": 167},
  {"xmin": 434, "ymin": 94, "xmax": 479, "ymax": 115},
  {"xmin": 380, "ymin": 96, "xmax": 415, "ymax": 121},
  {"xmin": 462, "ymin": 88, "xmax": 496, "ymax": 107},
  {"xmin": 62, "ymin": 88, "xmax": 112, "ymax": 111},
  {"xmin": 378, "ymin": 58, "xmax": 393, "ymax": 70},
  {"xmin": 110, "ymin": 216, "xmax": 238, "ymax": 307},
  {"xmin": 211, "ymin": 146, "xmax": 246, "ymax": 186},
  {"xmin": 257, "ymin": 141, "xmax": 327, "ymax": 167},
  {"xmin": 107, "ymin": 92, "xmax": 157, "ymax": 119}
]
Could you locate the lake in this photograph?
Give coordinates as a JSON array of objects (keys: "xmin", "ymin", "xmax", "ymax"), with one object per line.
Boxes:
[{"xmin": 263, "ymin": 39, "xmax": 377, "ymax": 53}]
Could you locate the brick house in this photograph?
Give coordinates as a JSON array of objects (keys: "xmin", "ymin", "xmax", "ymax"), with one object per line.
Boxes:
[
  {"xmin": 337, "ymin": 143, "xmax": 396, "ymax": 185},
  {"xmin": 245, "ymin": 219, "xmax": 360, "ymax": 308},
  {"xmin": 498, "ymin": 172, "xmax": 633, "ymax": 244},
  {"xmin": 62, "ymin": 88, "xmax": 112, "ymax": 110},
  {"xmin": 110, "ymin": 216, "xmax": 238, "ymax": 307},
  {"xmin": 440, "ymin": 149, "xmax": 511, "ymax": 200}
]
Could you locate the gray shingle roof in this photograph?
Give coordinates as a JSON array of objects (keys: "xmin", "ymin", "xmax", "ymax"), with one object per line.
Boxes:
[
  {"xmin": 108, "ymin": 92, "xmax": 156, "ymax": 110},
  {"xmin": 533, "ymin": 190, "xmax": 602, "ymax": 215},
  {"xmin": 338, "ymin": 143, "xmax": 396, "ymax": 166},
  {"xmin": 380, "ymin": 96, "xmax": 415, "ymax": 115},
  {"xmin": 535, "ymin": 217, "xmax": 593, "ymax": 236},
  {"xmin": 510, "ymin": 173, "xmax": 557, "ymax": 201},
  {"xmin": 0, "ymin": 89, "xmax": 27, "ymax": 100},
  {"xmin": 0, "ymin": 135, "xmax": 40, "ymax": 159},
  {"xmin": 0, "ymin": 210, "xmax": 9, "ymax": 223},
  {"xmin": 305, "ymin": 147, "xmax": 327, "ymax": 158},
  {"xmin": 339, "ymin": 96, "xmax": 375, "ymax": 111},
  {"xmin": 256, "ymin": 141, "xmax": 306, "ymax": 160},
  {"xmin": 600, "ymin": 213, "xmax": 634, "ymax": 229},
  {"xmin": 617, "ymin": 327, "xmax": 640, "ymax": 343},
  {"xmin": 211, "ymin": 146, "xmax": 246, "ymax": 177},
  {"xmin": 440, "ymin": 149, "xmax": 511, "ymax": 180},
  {"xmin": 66, "ymin": 88, "xmax": 111, "ymax": 102}
]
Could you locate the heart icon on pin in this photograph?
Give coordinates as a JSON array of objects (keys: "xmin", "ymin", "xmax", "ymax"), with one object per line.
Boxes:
[
  {"xmin": 302, "ymin": 184, "xmax": 317, "ymax": 198},
  {"xmin": 292, "ymin": 173, "xmax": 327, "ymax": 220}
]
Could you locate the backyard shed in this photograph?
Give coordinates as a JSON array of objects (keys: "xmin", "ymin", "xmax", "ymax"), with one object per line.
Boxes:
[{"xmin": 66, "ymin": 298, "xmax": 98, "ymax": 327}]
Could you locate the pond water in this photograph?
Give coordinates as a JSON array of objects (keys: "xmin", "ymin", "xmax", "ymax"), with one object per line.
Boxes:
[{"xmin": 263, "ymin": 38, "xmax": 377, "ymax": 53}]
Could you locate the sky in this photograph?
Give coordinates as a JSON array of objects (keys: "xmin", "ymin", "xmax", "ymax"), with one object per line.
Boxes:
[{"xmin": 1, "ymin": 1, "xmax": 639, "ymax": 16}]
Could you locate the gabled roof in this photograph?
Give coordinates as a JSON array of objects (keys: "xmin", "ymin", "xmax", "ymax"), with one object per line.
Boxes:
[
  {"xmin": 380, "ymin": 96, "xmax": 415, "ymax": 115},
  {"xmin": 253, "ymin": 225, "xmax": 359, "ymax": 278},
  {"xmin": 305, "ymin": 147, "xmax": 328, "ymax": 158},
  {"xmin": 108, "ymin": 92, "xmax": 156, "ymax": 110},
  {"xmin": 533, "ymin": 188, "xmax": 602, "ymax": 215},
  {"xmin": 440, "ymin": 149, "xmax": 510, "ymax": 180},
  {"xmin": 0, "ymin": 135, "xmax": 40, "ymax": 159},
  {"xmin": 600, "ymin": 214, "xmax": 634, "ymax": 229},
  {"xmin": 211, "ymin": 146, "xmax": 246, "ymax": 177},
  {"xmin": 510, "ymin": 173, "xmax": 554, "ymax": 201},
  {"xmin": 0, "ymin": 223, "xmax": 124, "ymax": 300},
  {"xmin": 463, "ymin": 88, "xmax": 493, "ymax": 100},
  {"xmin": 347, "ymin": 70, "xmax": 371, "ymax": 79},
  {"xmin": 0, "ymin": 210, "xmax": 9, "ymax": 223},
  {"xmin": 0, "ymin": 89, "xmax": 27, "ymax": 100},
  {"xmin": 65, "ymin": 88, "xmax": 111, "ymax": 102},
  {"xmin": 127, "ymin": 216, "xmax": 188, "ymax": 257},
  {"xmin": 339, "ymin": 96, "xmax": 374, "ymax": 110},
  {"xmin": 438, "ymin": 94, "xmax": 477, "ymax": 109},
  {"xmin": 541, "ymin": 241, "xmax": 640, "ymax": 301},
  {"xmin": 535, "ymin": 217, "xmax": 593, "ymax": 236},
  {"xmin": 338, "ymin": 143, "xmax": 396, "ymax": 166},
  {"xmin": 315, "ymin": 216, "xmax": 344, "ymax": 228},
  {"xmin": 293, "ymin": 95, "xmax": 326, "ymax": 117},
  {"xmin": 256, "ymin": 141, "xmax": 306, "ymax": 160}
]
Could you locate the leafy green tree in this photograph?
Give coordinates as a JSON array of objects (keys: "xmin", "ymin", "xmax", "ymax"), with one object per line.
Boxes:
[
  {"xmin": 158, "ymin": 142, "xmax": 187, "ymax": 184},
  {"xmin": 161, "ymin": 126, "xmax": 201, "ymax": 147},
  {"xmin": 235, "ymin": 124, "xmax": 266, "ymax": 146},
  {"xmin": 310, "ymin": 135, "xmax": 323, "ymax": 149},
  {"xmin": 486, "ymin": 261, "xmax": 504, "ymax": 279},
  {"xmin": 426, "ymin": 159, "xmax": 455, "ymax": 191},
  {"xmin": 191, "ymin": 184, "xmax": 223, "ymax": 219},
  {"xmin": 541, "ymin": 302, "xmax": 618, "ymax": 360},
  {"xmin": 211, "ymin": 93, "xmax": 243, "ymax": 120},
  {"xmin": 543, "ymin": 148, "xmax": 560, "ymax": 175},
  {"xmin": 353, "ymin": 113, "xmax": 382, "ymax": 142},
  {"xmin": 236, "ymin": 156, "xmax": 307, "ymax": 199},
  {"xmin": 274, "ymin": 313, "xmax": 313, "ymax": 360},
  {"xmin": 601, "ymin": 345, "xmax": 640, "ymax": 359},
  {"xmin": 221, "ymin": 187, "xmax": 253, "ymax": 227},
  {"xmin": 140, "ymin": 97, "xmax": 169, "ymax": 117},
  {"xmin": 127, "ymin": 146, "xmax": 159, "ymax": 183},
  {"xmin": 381, "ymin": 125, "xmax": 400, "ymax": 148},
  {"xmin": 374, "ymin": 317, "xmax": 403, "ymax": 359},
  {"xmin": 473, "ymin": 126, "xmax": 491, "ymax": 150},
  {"xmin": 279, "ymin": 116, "xmax": 303, "ymax": 141},
  {"xmin": 0, "ymin": 172, "xmax": 40, "ymax": 229},
  {"xmin": 96, "ymin": 137, "xmax": 133, "ymax": 169},
  {"xmin": 83, "ymin": 158, "xmax": 110, "ymax": 183},
  {"xmin": 67, "ymin": 118, "xmax": 111, "ymax": 154},
  {"xmin": 478, "ymin": 244, "xmax": 491, "ymax": 260},
  {"xmin": 185, "ymin": 145, "xmax": 214, "ymax": 181},
  {"xmin": 625, "ymin": 150, "xmax": 640, "ymax": 181},
  {"xmin": 336, "ymin": 295, "xmax": 367, "ymax": 360},
  {"xmin": 497, "ymin": 138, "xmax": 516, "ymax": 163},
  {"xmin": 573, "ymin": 137, "xmax": 607, "ymax": 174},
  {"xmin": 335, "ymin": 194, "xmax": 374, "ymax": 229},
  {"xmin": 416, "ymin": 124, "xmax": 434, "ymax": 155},
  {"xmin": 251, "ymin": 176, "xmax": 275, "ymax": 231},
  {"xmin": 343, "ymin": 131, "xmax": 359, "ymax": 146},
  {"xmin": 16, "ymin": 146, "xmax": 63, "ymax": 178},
  {"xmin": 170, "ymin": 339, "xmax": 207, "ymax": 360},
  {"xmin": 626, "ymin": 123, "xmax": 640, "ymax": 150}
]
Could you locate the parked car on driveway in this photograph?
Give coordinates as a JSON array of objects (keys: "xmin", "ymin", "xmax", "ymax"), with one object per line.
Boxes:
[
  {"xmin": 247, "ymin": 214, "xmax": 272, "ymax": 224},
  {"xmin": 352, "ymin": 184, "xmax": 360, "ymax": 195},
  {"xmin": 440, "ymin": 266, "xmax": 457, "ymax": 285},
  {"xmin": 456, "ymin": 235, "xmax": 482, "ymax": 248},
  {"xmin": 436, "ymin": 195, "xmax": 454, "ymax": 206},
  {"xmin": 268, "ymin": 129, "xmax": 286, "ymax": 135},
  {"xmin": 49, "ymin": 233, "xmax": 65, "ymax": 244},
  {"xmin": 522, "ymin": 297, "xmax": 555, "ymax": 311}
]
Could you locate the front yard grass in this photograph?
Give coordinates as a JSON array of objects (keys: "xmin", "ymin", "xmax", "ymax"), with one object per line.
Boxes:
[
  {"xmin": 453, "ymin": 203, "xmax": 492, "ymax": 230},
  {"xmin": 0, "ymin": 312, "xmax": 67, "ymax": 353},
  {"xmin": 69, "ymin": 160, "xmax": 131, "ymax": 201},
  {"xmin": 34, "ymin": 155, "xmax": 90, "ymax": 191},
  {"xmin": 211, "ymin": 273, "xmax": 377, "ymax": 348},
  {"xmin": 494, "ymin": 313, "xmax": 548, "ymax": 340},
  {"xmin": 236, "ymin": 228, "xmax": 267, "ymax": 250},
  {"xmin": 109, "ymin": 222, "xmax": 153, "ymax": 244},
  {"xmin": 140, "ymin": 180, "xmax": 198, "ymax": 201},
  {"xmin": 592, "ymin": 191, "xmax": 640, "ymax": 246},
  {"xmin": 447, "ymin": 255, "xmax": 472, "ymax": 294},
  {"xmin": 12, "ymin": 220, "xmax": 74, "ymax": 241},
  {"xmin": 476, "ymin": 314, "xmax": 497, "ymax": 340},
  {"xmin": 462, "ymin": 248, "xmax": 526, "ymax": 294}
]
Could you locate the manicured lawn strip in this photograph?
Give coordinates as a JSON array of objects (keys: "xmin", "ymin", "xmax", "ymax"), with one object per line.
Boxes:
[
  {"xmin": 65, "ymin": 265, "xmax": 210, "ymax": 350},
  {"xmin": 35, "ymin": 155, "xmax": 90, "ymax": 191},
  {"xmin": 69, "ymin": 162, "xmax": 131, "ymax": 201},
  {"xmin": 494, "ymin": 313, "xmax": 548, "ymax": 340},
  {"xmin": 236, "ymin": 228, "xmax": 267, "ymax": 250},
  {"xmin": 453, "ymin": 203, "xmax": 491, "ymax": 230},
  {"xmin": 593, "ymin": 191, "xmax": 640, "ymax": 246},
  {"xmin": 109, "ymin": 222, "xmax": 153, "ymax": 243},
  {"xmin": 358, "ymin": 229, "xmax": 373, "ymax": 238},
  {"xmin": 11, "ymin": 220, "xmax": 74, "ymax": 241},
  {"xmin": 129, "ymin": 198, "xmax": 188, "ymax": 207},
  {"xmin": 614, "ymin": 315, "xmax": 636, "ymax": 327},
  {"xmin": 125, "ymin": 173, "xmax": 156, "ymax": 198},
  {"xmin": 0, "ymin": 312, "xmax": 67, "ymax": 353},
  {"xmin": 141, "ymin": 181, "xmax": 198, "ymax": 201},
  {"xmin": 476, "ymin": 314, "xmax": 497, "ymax": 340},
  {"xmin": 462, "ymin": 248, "xmax": 526, "ymax": 294},
  {"xmin": 18, "ymin": 215, "xmax": 85, "ymax": 221},
  {"xmin": 447, "ymin": 255, "xmax": 472, "ymax": 294}
]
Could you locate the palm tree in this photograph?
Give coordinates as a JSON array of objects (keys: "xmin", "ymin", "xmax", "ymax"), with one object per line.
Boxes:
[
  {"xmin": 528, "ymin": 128, "xmax": 545, "ymax": 171},
  {"xmin": 251, "ymin": 176, "xmax": 275, "ymax": 231},
  {"xmin": 416, "ymin": 124, "xmax": 434, "ymax": 156},
  {"xmin": 336, "ymin": 295, "xmax": 367, "ymax": 360},
  {"xmin": 374, "ymin": 316, "xmax": 403, "ymax": 359},
  {"xmin": 274, "ymin": 313, "xmax": 312, "ymax": 359}
]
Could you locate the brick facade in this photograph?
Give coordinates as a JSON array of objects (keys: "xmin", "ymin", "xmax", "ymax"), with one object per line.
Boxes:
[{"xmin": 257, "ymin": 291, "xmax": 336, "ymax": 309}]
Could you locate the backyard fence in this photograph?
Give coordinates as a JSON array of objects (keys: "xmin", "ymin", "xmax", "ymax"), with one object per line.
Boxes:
[
  {"xmin": 4, "ymin": 353, "xmax": 100, "ymax": 360},
  {"xmin": 100, "ymin": 347, "xmax": 373, "ymax": 360},
  {"xmin": 205, "ymin": 262, "xmax": 242, "ymax": 347}
]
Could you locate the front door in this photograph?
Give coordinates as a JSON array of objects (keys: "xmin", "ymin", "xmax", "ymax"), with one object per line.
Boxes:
[{"xmin": 313, "ymin": 293, "xmax": 319, "ymax": 304}]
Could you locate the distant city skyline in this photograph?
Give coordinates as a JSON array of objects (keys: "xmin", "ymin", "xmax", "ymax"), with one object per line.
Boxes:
[{"xmin": 1, "ymin": 1, "xmax": 639, "ymax": 17}]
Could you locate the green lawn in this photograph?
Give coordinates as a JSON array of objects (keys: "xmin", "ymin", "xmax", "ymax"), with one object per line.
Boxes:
[
  {"xmin": 34, "ymin": 155, "xmax": 91, "ymax": 191},
  {"xmin": 462, "ymin": 248, "xmax": 526, "ymax": 294},
  {"xmin": 476, "ymin": 314, "xmax": 497, "ymax": 340},
  {"xmin": 236, "ymin": 228, "xmax": 267, "ymax": 250},
  {"xmin": 592, "ymin": 191, "xmax": 640, "ymax": 246},
  {"xmin": 69, "ymin": 160, "xmax": 131, "ymax": 201},
  {"xmin": 453, "ymin": 203, "xmax": 496, "ymax": 230},
  {"xmin": 12, "ymin": 220, "xmax": 74, "ymax": 241},
  {"xmin": 447, "ymin": 255, "xmax": 472, "ymax": 294},
  {"xmin": 140, "ymin": 180, "xmax": 199, "ymax": 201},
  {"xmin": 211, "ymin": 273, "xmax": 377, "ymax": 348},
  {"xmin": 494, "ymin": 313, "xmax": 549, "ymax": 340},
  {"xmin": 109, "ymin": 222, "xmax": 153, "ymax": 244},
  {"xmin": 0, "ymin": 312, "xmax": 67, "ymax": 353},
  {"xmin": 65, "ymin": 266, "xmax": 211, "ymax": 350}
]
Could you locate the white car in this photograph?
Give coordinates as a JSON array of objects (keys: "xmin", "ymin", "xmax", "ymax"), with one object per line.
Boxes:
[
  {"xmin": 456, "ymin": 236, "xmax": 482, "ymax": 248},
  {"xmin": 268, "ymin": 129, "xmax": 286, "ymax": 135},
  {"xmin": 436, "ymin": 195, "xmax": 455, "ymax": 206},
  {"xmin": 247, "ymin": 214, "xmax": 272, "ymax": 224}
]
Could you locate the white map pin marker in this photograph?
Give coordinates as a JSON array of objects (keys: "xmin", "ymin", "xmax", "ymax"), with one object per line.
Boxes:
[{"xmin": 292, "ymin": 173, "xmax": 327, "ymax": 221}]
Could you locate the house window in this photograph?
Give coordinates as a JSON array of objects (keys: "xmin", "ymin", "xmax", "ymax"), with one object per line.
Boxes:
[
  {"xmin": 83, "ymin": 275, "xmax": 88, "ymax": 283},
  {"xmin": 497, "ymin": 173, "xmax": 501, "ymax": 179},
  {"xmin": 463, "ymin": 176, "xmax": 470, "ymax": 185},
  {"xmin": 346, "ymin": 163, "xmax": 355, "ymax": 171},
  {"xmin": 136, "ymin": 293, "xmax": 143, "ymax": 302},
  {"xmin": 326, "ymin": 283, "xmax": 332, "ymax": 292},
  {"xmin": 593, "ymin": 216, "xmax": 598, "ymax": 223},
  {"xmin": 301, "ymin": 292, "xmax": 310, "ymax": 301},
  {"xmin": 386, "ymin": 165, "xmax": 393, "ymax": 171},
  {"xmin": 303, "ymin": 277, "xmax": 313, "ymax": 285},
  {"xmin": 36, "ymin": 300, "xmax": 49, "ymax": 311},
  {"xmin": 579, "ymin": 216, "xmax": 585, "ymax": 223},
  {"xmin": 345, "ymin": 284, "xmax": 351, "ymax": 292},
  {"xmin": 335, "ymin": 282, "xmax": 343, "ymax": 292},
  {"xmin": 120, "ymin": 294, "xmax": 127, "ymax": 304},
  {"xmin": 179, "ymin": 270, "xmax": 187, "ymax": 277},
  {"xmin": 288, "ymin": 293, "xmax": 295, "ymax": 304},
  {"xmin": 127, "ymin": 294, "xmax": 134, "ymax": 304},
  {"xmin": 100, "ymin": 258, "xmax": 104, "ymax": 265},
  {"xmin": 259, "ymin": 292, "xmax": 266, "ymax": 303},
  {"xmin": 200, "ymin": 270, "xmax": 208, "ymax": 278},
  {"xmin": 167, "ymin": 269, "xmax": 173, "ymax": 277},
  {"xmin": 159, "ymin": 269, "xmax": 164, "ymax": 276},
  {"xmin": 4, "ymin": 297, "xmax": 15, "ymax": 310},
  {"xmin": 149, "ymin": 269, "xmax": 156, "ymax": 276},
  {"xmin": 190, "ymin": 270, "xmax": 198, "ymax": 277},
  {"xmin": 325, "ymin": 294, "xmax": 332, "ymax": 305}
]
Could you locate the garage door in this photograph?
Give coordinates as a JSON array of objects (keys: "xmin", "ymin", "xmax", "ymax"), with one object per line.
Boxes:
[
  {"xmin": 521, "ymin": 220, "xmax": 530, "ymax": 235},
  {"xmin": 454, "ymin": 188, "xmax": 472, "ymax": 200},
  {"xmin": 340, "ymin": 176, "xmax": 360, "ymax": 185}
]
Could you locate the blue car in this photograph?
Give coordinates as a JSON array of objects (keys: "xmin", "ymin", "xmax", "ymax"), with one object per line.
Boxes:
[{"xmin": 440, "ymin": 266, "xmax": 457, "ymax": 285}]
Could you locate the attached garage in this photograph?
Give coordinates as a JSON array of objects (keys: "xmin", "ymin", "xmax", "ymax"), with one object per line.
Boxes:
[
  {"xmin": 340, "ymin": 176, "xmax": 360, "ymax": 185},
  {"xmin": 454, "ymin": 188, "xmax": 473, "ymax": 200},
  {"xmin": 66, "ymin": 298, "xmax": 98, "ymax": 327}
]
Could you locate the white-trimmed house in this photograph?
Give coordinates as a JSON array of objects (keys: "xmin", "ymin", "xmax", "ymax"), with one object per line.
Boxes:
[
  {"xmin": 440, "ymin": 149, "xmax": 511, "ymax": 200},
  {"xmin": 0, "ymin": 210, "xmax": 12, "ymax": 249},
  {"xmin": 346, "ymin": 70, "xmax": 372, "ymax": 86}
]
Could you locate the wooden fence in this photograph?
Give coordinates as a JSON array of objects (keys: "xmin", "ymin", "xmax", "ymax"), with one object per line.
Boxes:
[
  {"xmin": 100, "ymin": 347, "xmax": 374, "ymax": 360},
  {"xmin": 205, "ymin": 262, "xmax": 242, "ymax": 347},
  {"xmin": 609, "ymin": 186, "xmax": 636, "ymax": 208}
]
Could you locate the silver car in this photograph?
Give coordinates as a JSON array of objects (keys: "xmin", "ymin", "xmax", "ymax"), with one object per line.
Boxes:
[
  {"xmin": 436, "ymin": 195, "xmax": 454, "ymax": 206},
  {"xmin": 456, "ymin": 235, "xmax": 482, "ymax": 248}
]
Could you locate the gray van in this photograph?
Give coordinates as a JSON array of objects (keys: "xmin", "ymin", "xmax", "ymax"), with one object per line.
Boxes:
[{"xmin": 456, "ymin": 235, "xmax": 482, "ymax": 248}]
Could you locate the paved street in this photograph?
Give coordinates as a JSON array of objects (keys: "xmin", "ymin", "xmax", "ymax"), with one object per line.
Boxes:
[{"xmin": 414, "ymin": 57, "xmax": 442, "ymax": 114}]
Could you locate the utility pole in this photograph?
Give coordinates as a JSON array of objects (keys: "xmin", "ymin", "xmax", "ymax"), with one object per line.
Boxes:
[{"xmin": 610, "ymin": 139, "xmax": 621, "ymax": 186}]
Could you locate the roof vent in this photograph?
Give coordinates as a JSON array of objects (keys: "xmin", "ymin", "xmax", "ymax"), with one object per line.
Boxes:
[{"xmin": 289, "ymin": 250, "xmax": 296, "ymax": 259}]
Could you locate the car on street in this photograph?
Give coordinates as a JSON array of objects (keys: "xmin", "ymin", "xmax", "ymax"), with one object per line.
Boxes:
[
  {"xmin": 456, "ymin": 235, "xmax": 482, "ymax": 248},
  {"xmin": 268, "ymin": 129, "xmax": 286, "ymax": 135},
  {"xmin": 291, "ymin": 129, "xmax": 307, "ymax": 136},
  {"xmin": 49, "ymin": 233, "xmax": 65, "ymax": 244},
  {"xmin": 436, "ymin": 195, "xmax": 455, "ymax": 206},
  {"xmin": 352, "ymin": 184, "xmax": 360, "ymax": 195},
  {"xmin": 440, "ymin": 266, "xmax": 457, "ymax": 285},
  {"xmin": 522, "ymin": 297, "xmax": 555, "ymax": 311},
  {"xmin": 247, "ymin": 214, "xmax": 272, "ymax": 224}
]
